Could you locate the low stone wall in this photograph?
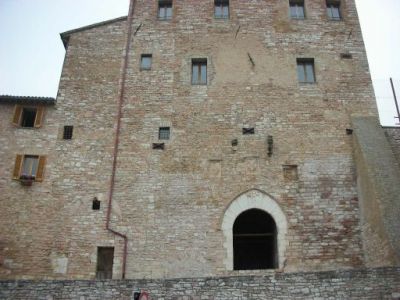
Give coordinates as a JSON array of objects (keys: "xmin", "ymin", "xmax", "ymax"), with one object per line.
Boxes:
[{"xmin": 1, "ymin": 267, "xmax": 400, "ymax": 300}]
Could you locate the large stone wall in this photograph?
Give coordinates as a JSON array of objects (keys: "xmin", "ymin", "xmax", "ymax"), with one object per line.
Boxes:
[
  {"xmin": 1, "ymin": 268, "xmax": 400, "ymax": 300},
  {"xmin": 352, "ymin": 117, "xmax": 400, "ymax": 266},
  {"xmin": 384, "ymin": 127, "xmax": 400, "ymax": 164},
  {"xmin": 0, "ymin": 0, "xmax": 383, "ymax": 280}
]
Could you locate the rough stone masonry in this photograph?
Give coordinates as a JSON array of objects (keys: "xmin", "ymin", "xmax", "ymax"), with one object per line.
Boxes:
[{"xmin": 0, "ymin": 0, "xmax": 399, "ymax": 297}]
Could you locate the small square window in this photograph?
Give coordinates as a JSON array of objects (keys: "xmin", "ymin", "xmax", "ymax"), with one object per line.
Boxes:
[
  {"xmin": 141, "ymin": 54, "xmax": 152, "ymax": 70},
  {"xmin": 158, "ymin": 0, "xmax": 172, "ymax": 20},
  {"xmin": 290, "ymin": 0, "xmax": 305, "ymax": 19},
  {"xmin": 327, "ymin": 1, "xmax": 341, "ymax": 20},
  {"xmin": 297, "ymin": 58, "xmax": 315, "ymax": 83},
  {"xmin": 159, "ymin": 127, "xmax": 170, "ymax": 140},
  {"xmin": 192, "ymin": 59, "xmax": 207, "ymax": 85},
  {"xmin": 63, "ymin": 126, "xmax": 73, "ymax": 140},
  {"xmin": 215, "ymin": 0, "xmax": 229, "ymax": 19}
]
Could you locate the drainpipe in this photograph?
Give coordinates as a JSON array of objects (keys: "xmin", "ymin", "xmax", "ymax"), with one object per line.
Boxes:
[{"xmin": 106, "ymin": 0, "xmax": 136, "ymax": 279}]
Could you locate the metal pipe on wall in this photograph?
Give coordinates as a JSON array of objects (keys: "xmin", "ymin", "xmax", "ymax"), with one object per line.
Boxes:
[{"xmin": 106, "ymin": 0, "xmax": 136, "ymax": 279}]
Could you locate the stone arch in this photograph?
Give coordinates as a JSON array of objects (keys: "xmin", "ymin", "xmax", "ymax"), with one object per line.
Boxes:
[{"xmin": 221, "ymin": 189, "xmax": 288, "ymax": 270}]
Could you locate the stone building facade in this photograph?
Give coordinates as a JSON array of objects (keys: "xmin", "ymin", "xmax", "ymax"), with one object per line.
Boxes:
[{"xmin": 0, "ymin": 0, "xmax": 399, "ymax": 289}]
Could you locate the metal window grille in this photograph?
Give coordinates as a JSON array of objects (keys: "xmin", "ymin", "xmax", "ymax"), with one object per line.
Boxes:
[
  {"xmin": 159, "ymin": 127, "xmax": 170, "ymax": 140},
  {"xmin": 63, "ymin": 126, "xmax": 73, "ymax": 140}
]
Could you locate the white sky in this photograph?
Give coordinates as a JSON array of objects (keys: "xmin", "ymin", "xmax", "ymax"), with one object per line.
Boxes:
[{"xmin": 0, "ymin": 0, "xmax": 399, "ymax": 126}]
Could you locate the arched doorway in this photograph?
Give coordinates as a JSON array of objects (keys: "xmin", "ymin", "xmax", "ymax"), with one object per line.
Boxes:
[
  {"xmin": 233, "ymin": 209, "xmax": 277, "ymax": 270},
  {"xmin": 221, "ymin": 189, "xmax": 287, "ymax": 270}
]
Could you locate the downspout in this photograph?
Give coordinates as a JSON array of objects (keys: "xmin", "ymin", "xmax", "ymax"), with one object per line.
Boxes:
[{"xmin": 106, "ymin": 0, "xmax": 136, "ymax": 279}]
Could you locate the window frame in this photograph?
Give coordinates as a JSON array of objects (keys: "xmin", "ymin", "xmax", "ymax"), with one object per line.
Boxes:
[
  {"xmin": 326, "ymin": 1, "xmax": 341, "ymax": 20},
  {"xmin": 63, "ymin": 125, "xmax": 74, "ymax": 140},
  {"xmin": 214, "ymin": 0, "xmax": 230, "ymax": 19},
  {"xmin": 12, "ymin": 105, "xmax": 44, "ymax": 128},
  {"xmin": 158, "ymin": 0, "xmax": 173, "ymax": 20},
  {"xmin": 158, "ymin": 127, "xmax": 171, "ymax": 140},
  {"xmin": 289, "ymin": 0, "xmax": 305, "ymax": 19},
  {"xmin": 191, "ymin": 58, "xmax": 208, "ymax": 85},
  {"xmin": 13, "ymin": 154, "xmax": 46, "ymax": 182},
  {"xmin": 296, "ymin": 58, "xmax": 316, "ymax": 84},
  {"xmin": 140, "ymin": 54, "xmax": 153, "ymax": 70}
]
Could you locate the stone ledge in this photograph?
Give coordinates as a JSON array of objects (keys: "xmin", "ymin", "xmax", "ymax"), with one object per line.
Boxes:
[{"xmin": 1, "ymin": 267, "xmax": 399, "ymax": 300}]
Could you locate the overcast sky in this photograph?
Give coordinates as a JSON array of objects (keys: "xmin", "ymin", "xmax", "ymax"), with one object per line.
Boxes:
[{"xmin": 0, "ymin": 0, "xmax": 399, "ymax": 126}]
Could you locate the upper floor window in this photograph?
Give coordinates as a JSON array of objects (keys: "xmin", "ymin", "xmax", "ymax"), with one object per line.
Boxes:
[
  {"xmin": 297, "ymin": 58, "xmax": 315, "ymax": 83},
  {"xmin": 192, "ymin": 59, "xmax": 207, "ymax": 85},
  {"xmin": 63, "ymin": 126, "xmax": 74, "ymax": 140},
  {"xmin": 13, "ymin": 154, "xmax": 46, "ymax": 182},
  {"xmin": 159, "ymin": 127, "xmax": 170, "ymax": 140},
  {"xmin": 289, "ymin": 0, "xmax": 305, "ymax": 19},
  {"xmin": 215, "ymin": 0, "xmax": 229, "ymax": 19},
  {"xmin": 158, "ymin": 0, "xmax": 172, "ymax": 20},
  {"xmin": 140, "ymin": 54, "xmax": 152, "ymax": 70},
  {"xmin": 326, "ymin": 1, "xmax": 341, "ymax": 20},
  {"xmin": 12, "ymin": 105, "xmax": 44, "ymax": 128}
]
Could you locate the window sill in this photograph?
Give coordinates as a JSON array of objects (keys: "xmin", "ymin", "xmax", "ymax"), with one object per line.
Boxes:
[
  {"xmin": 14, "ymin": 126, "xmax": 37, "ymax": 129},
  {"xmin": 298, "ymin": 81, "xmax": 317, "ymax": 85},
  {"xmin": 157, "ymin": 18, "xmax": 172, "ymax": 21},
  {"xmin": 140, "ymin": 68, "xmax": 152, "ymax": 71}
]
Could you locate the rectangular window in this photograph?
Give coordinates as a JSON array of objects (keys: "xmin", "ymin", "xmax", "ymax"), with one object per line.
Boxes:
[
  {"xmin": 22, "ymin": 155, "xmax": 39, "ymax": 179},
  {"xmin": 158, "ymin": 0, "xmax": 172, "ymax": 20},
  {"xmin": 159, "ymin": 127, "xmax": 170, "ymax": 140},
  {"xmin": 327, "ymin": 1, "xmax": 341, "ymax": 20},
  {"xmin": 192, "ymin": 59, "xmax": 207, "ymax": 85},
  {"xmin": 12, "ymin": 105, "xmax": 44, "ymax": 128},
  {"xmin": 96, "ymin": 247, "xmax": 114, "ymax": 279},
  {"xmin": 13, "ymin": 154, "xmax": 46, "ymax": 181},
  {"xmin": 297, "ymin": 58, "xmax": 315, "ymax": 83},
  {"xmin": 290, "ymin": 0, "xmax": 305, "ymax": 19},
  {"xmin": 63, "ymin": 126, "xmax": 74, "ymax": 140},
  {"xmin": 140, "ymin": 54, "xmax": 152, "ymax": 70},
  {"xmin": 215, "ymin": 0, "xmax": 229, "ymax": 19}
]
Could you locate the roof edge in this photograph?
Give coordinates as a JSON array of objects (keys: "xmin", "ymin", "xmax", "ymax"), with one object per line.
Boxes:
[
  {"xmin": 60, "ymin": 16, "xmax": 128, "ymax": 48},
  {"xmin": 0, "ymin": 95, "xmax": 56, "ymax": 105}
]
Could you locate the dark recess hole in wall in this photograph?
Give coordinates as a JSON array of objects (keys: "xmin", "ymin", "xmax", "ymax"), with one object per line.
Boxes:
[
  {"xmin": 21, "ymin": 108, "xmax": 36, "ymax": 127},
  {"xmin": 92, "ymin": 198, "xmax": 100, "ymax": 210},
  {"xmin": 96, "ymin": 247, "xmax": 114, "ymax": 279},
  {"xmin": 233, "ymin": 209, "xmax": 278, "ymax": 270}
]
